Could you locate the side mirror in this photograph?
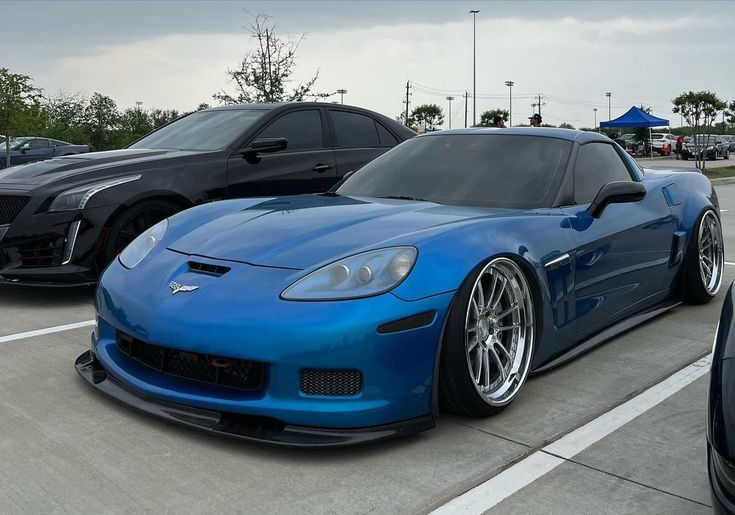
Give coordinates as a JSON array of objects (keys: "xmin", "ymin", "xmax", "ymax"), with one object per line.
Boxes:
[
  {"xmin": 587, "ymin": 181, "xmax": 646, "ymax": 218},
  {"xmin": 20, "ymin": 148, "xmax": 28, "ymax": 154},
  {"xmin": 241, "ymin": 137, "xmax": 287, "ymax": 156}
]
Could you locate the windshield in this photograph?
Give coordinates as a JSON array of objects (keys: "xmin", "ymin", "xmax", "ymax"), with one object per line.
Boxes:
[
  {"xmin": 8, "ymin": 138, "xmax": 31, "ymax": 150},
  {"xmin": 690, "ymin": 135, "xmax": 717, "ymax": 145},
  {"xmin": 336, "ymin": 134, "xmax": 572, "ymax": 208},
  {"xmin": 129, "ymin": 109, "xmax": 269, "ymax": 151}
]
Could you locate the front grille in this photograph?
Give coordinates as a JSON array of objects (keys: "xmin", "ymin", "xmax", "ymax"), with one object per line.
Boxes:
[
  {"xmin": 300, "ymin": 369, "xmax": 362, "ymax": 396},
  {"xmin": 0, "ymin": 195, "xmax": 30, "ymax": 224},
  {"xmin": 117, "ymin": 332, "xmax": 265, "ymax": 392},
  {"xmin": 18, "ymin": 236, "xmax": 64, "ymax": 268},
  {"xmin": 188, "ymin": 261, "xmax": 231, "ymax": 276}
]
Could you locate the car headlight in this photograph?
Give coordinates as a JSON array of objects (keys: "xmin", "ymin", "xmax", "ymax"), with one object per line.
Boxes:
[
  {"xmin": 48, "ymin": 175, "xmax": 141, "ymax": 212},
  {"xmin": 118, "ymin": 218, "xmax": 168, "ymax": 269},
  {"xmin": 281, "ymin": 247, "xmax": 418, "ymax": 300}
]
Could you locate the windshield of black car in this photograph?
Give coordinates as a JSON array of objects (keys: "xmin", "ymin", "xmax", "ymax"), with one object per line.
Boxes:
[
  {"xmin": 9, "ymin": 138, "xmax": 31, "ymax": 150},
  {"xmin": 336, "ymin": 134, "xmax": 572, "ymax": 208},
  {"xmin": 129, "ymin": 109, "xmax": 269, "ymax": 151},
  {"xmin": 690, "ymin": 135, "xmax": 716, "ymax": 145}
]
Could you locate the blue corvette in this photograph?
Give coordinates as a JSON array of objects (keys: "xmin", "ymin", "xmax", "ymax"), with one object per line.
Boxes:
[{"xmin": 76, "ymin": 128, "xmax": 723, "ymax": 446}]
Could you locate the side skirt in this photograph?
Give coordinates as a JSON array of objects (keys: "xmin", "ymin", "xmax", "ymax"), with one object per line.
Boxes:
[{"xmin": 531, "ymin": 300, "xmax": 681, "ymax": 374}]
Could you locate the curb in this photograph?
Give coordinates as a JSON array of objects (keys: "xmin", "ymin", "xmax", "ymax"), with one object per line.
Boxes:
[{"xmin": 711, "ymin": 178, "xmax": 735, "ymax": 186}]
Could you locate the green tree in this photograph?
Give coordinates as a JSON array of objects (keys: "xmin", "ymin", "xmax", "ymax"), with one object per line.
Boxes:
[
  {"xmin": 84, "ymin": 92, "xmax": 120, "ymax": 151},
  {"xmin": 213, "ymin": 14, "xmax": 331, "ymax": 104},
  {"xmin": 117, "ymin": 106, "xmax": 153, "ymax": 146},
  {"xmin": 558, "ymin": 122, "xmax": 575, "ymax": 130},
  {"xmin": 672, "ymin": 91, "xmax": 726, "ymax": 170},
  {"xmin": 478, "ymin": 109, "xmax": 509, "ymax": 127},
  {"xmin": 150, "ymin": 108, "xmax": 180, "ymax": 130},
  {"xmin": 43, "ymin": 92, "xmax": 89, "ymax": 144},
  {"xmin": 411, "ymin": 104, "xmax": 444, "ymax": 133},
  {"xmin": 726, "ymin": 100, "xmax": 735, "ymax": 127},
  {"xmin": 0, "ymin": 68, "xmax": 43, "ymax": 166}
]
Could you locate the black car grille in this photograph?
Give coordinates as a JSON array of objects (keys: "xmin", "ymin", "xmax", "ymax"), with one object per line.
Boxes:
[
  {"xmin": 0, "ymin": 195, "xmax": 30, "ymax": 225},
  {"xmin": 116, "ymin": 332, "xmax": 265, "ymax": 392},
  {"xmin": 18, "ymin": 236, "xmax": 65, "ymax": 268},
  {"xmin": 300, "ymin": 369, "xmax": 362, "ymax": 396}
]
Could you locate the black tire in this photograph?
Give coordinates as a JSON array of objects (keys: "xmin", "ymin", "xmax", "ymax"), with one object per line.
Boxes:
[
  {"xmin": 682, "ymin": 209, "xmax": 723, "ymax": 305},
  {"xmin": 682, "ymin": 156, "xmax": 689, "ymax": 161},
  {"xmin": 101, "ymin": 199, "xmax": 180, "ymax": 267},
  {"xmin": 725, "ymin": 150, "xmax": 730, "ymax": 160},
  {"xmin": 439, "ymin": 258, "xmax": 535, "ymax": 417}
]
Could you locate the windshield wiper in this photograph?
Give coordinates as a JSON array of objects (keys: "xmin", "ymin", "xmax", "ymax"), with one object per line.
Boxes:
[{"xmin": 377, "ymin": 195, "xmax": 431, "ymax": 202}]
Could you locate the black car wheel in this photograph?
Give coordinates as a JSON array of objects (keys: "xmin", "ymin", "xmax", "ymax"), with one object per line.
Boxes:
[
  {"xmin": 439, "ymin": 257, "xmax": 536, "ymax": 416},
  {"xmin": 102, "ymin": 199, "xmax": 180, "ymax": 267},
  {"xmin": 725, "ymin": 149, "xmax": 730, "ymax": 160},
  {"xmin": 683, "ymin": 209, "xmax": 724, "ymax": 305}
]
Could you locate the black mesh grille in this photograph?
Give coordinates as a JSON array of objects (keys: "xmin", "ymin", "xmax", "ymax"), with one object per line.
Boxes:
[
  {"xmin": 300, "ymin": 369, "xmax": 362, "ymax": 396},
  {"xmin": 18, "ymin": 236, "xmax": 64, "ymax": 268},
  {"xmin": 116, "ymin": 332, "xmax": 265, "ymax": 392},
  {"xmin": 0, "ymin": 195, "xmax": 30, "ymax": 224},
  {"xmin": 188, "ymin": 261, "xmax": 231, "ymax": 276}
]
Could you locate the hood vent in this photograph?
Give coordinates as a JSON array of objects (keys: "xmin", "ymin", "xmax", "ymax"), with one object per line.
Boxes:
[{"xmin": 188, "ymin": 261, "xmax": 231, "ymax": 277}]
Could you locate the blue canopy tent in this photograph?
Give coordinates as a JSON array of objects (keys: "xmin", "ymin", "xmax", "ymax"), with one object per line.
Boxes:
[{"xmin": 600, "ymin": 106, "xmax": 670, "ymax": 158}]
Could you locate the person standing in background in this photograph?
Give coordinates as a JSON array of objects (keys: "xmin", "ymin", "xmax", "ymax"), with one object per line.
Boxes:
[{"xmin": 529, "ymin": 113, "xmax": 542, "ymax": 127}]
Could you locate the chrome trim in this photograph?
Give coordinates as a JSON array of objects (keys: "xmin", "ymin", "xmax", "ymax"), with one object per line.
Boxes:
[
  {"xmin": 61, "ymin": 220, "xmax": 81, "ymax": 265},
  {"xmin": 0, "ymin": 223, "xmax": 8, "ymax": 242},
  {"xmin": 544, "ymin": 253, "xmax": 571, "ymax": 270}
]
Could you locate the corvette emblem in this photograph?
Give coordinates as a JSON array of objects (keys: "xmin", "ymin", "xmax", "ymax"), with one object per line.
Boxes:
[{"xmin": 169, "ymin": 281, "xmax": 199, "ymax": 295}]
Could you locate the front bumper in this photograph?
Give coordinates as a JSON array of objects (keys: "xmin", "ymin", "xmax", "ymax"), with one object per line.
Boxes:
[
  {"xmin": 709, "ymin": 444, "xmax": 735, "ymax": 514},
  {"xmin": 75, "ymin": 350, "xmax": 434, "ymax": 447}
]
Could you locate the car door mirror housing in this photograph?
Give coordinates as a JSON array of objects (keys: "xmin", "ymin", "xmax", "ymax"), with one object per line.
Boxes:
[
  {"xmin": 242, "ymin": 138, "xmax": 288, "ymax": 156},
  {"xmin": 587, "ymin": 181, "xmax": 646, "ymax": 218}
]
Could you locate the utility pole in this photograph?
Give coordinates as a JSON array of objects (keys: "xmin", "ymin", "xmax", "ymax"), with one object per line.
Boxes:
[
  {"xmin": 605, "ymin": 92, "xmax": 612, "ymax": 120},
  {"xmin": 469, "ymin": 10, "xmax": 480, "ymax": 126},
  {"xmin": 537, "ymin": 94, "xmax": 544, "ymax": 117},
  {"xmin": 446, "ymin": 96, "xmax": 454, "ymax": 129},
  {"xmin": 404, "ymin": 81, "xmax": 411, "ymax": 127},
  {"xmin": 336, "ymin": 89, "xmax": 347, "ymax": 105},
  {"xmin": 464, "ymin": 91, "xmax": 469, "ymax": 128},
  {"xmin": 505, "ymin": 81, "xmax": 514, "ymax": 127}
]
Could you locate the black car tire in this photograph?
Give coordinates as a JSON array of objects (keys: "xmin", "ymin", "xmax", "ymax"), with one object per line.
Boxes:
[
  {"xmin": 725, "ymin": 149, "xmax": 730, "ymax": 160},
  {"xmin": 101, "ymin": 199, "xmax": 180, "ymax": 268},
  {"xmin": 439, "ymin": 258, "xmax": 536, "ymax": 417},
  {"xmin": 683, "ymin": 209, "xmax": 723, "ymax": 305}
]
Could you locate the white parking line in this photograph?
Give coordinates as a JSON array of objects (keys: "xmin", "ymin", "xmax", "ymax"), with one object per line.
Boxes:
[
  {"xmin": 0, "ymin": 320, "xmax": 95, "ymax": 344},
  {"xmin": 726, "ymin": 262, "xmax": 735, "ymax": 266},
  {"xmin": 431, "ymin": 354, "xmax": 712, "ymax": 514},
  {"xmin": 721, "ymin": 209, "xmax": 729, "ymax": 213}
]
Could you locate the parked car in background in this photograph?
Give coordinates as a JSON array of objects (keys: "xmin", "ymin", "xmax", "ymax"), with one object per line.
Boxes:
[
  {"xmin": 0, "ymin": 103, "xmax": 415, "ymax": 285},
  {"xmin": 722, "ymin": 135, "xmax": 735, "ymax": 152},
  {"xmin": 682, "ymin": 134, "xmax": 730, "ymax": 160},
  {"xmin": 650, "ymin": 133, "xmax": 676, "ymax": 155},
  {"xmin": 0, "ymin": 135, "xmax": 6, "ymax": 144},
  {"xmin": 0, "ymin": 137, "xmax": 89, "ymax": 168}
]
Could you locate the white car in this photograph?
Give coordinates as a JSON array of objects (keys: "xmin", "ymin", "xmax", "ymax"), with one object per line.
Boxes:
[{"xmin": 650, "ymin": 133, "xmax": 676, "ymax": 155}]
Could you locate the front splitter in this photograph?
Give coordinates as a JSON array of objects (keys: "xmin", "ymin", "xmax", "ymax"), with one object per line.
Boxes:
[{"xmin": 75, "ymin": 350, "xmax": 434, "ymax": 448}]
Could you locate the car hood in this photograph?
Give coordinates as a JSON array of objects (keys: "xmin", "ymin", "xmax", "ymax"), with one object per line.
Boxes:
[
  {"xmin": 0, "ymin": 148, "xmax": 207, "ymax": 187},
  {"xmin": 168, "ymin": 195, "xmax": 516, "ymax": 270}
]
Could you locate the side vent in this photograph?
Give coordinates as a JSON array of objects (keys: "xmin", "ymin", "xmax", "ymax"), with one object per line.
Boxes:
[{"xmin": 188, "ymin": 261, "xmax": 231, "ymax": 277}]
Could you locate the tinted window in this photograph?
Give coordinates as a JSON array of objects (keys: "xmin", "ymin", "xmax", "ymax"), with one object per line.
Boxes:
[
  {"xmin": 574, "ymin": 143, "xmax": 632, "ymax": 204},
  {"xmin": 27, "ymin": 139, "xmax": 50, "ymax": 150},
  {"xmin": 130, "ymin": 109, "xmax": 268, "ymax": 151},
  {"xmin": 331, "ymin": 111, "xmax": 379, "ymax": 148},
  {"xmin": 258, "ymin": 110, "xmax": 323, "ymax": 151},
  {"xmin": 53, "ymin": 140, "xmax": 70, "ymax": 147},
  {"xmin": 336, "ymin": 134, "xmax": 572, "ymax": 208},
  {"xmin": 376, "ymin": 123, "xmax": 398, "ymax": 146}
]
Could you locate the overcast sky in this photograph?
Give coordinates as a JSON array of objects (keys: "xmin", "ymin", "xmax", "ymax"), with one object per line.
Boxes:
[{"xmin": 3, "ymin": 0, "xmax": 733, "ymax": 128}]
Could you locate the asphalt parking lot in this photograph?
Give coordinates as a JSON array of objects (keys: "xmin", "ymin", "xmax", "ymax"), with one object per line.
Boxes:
[{"xmin": 1, "ymin": 182, "xmax": 734, "ymax": 514}]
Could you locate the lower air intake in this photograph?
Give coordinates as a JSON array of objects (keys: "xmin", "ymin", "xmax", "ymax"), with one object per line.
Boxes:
[{"xmin": 300, "ymin": 369, "xmax": 362, "ymax": 396}]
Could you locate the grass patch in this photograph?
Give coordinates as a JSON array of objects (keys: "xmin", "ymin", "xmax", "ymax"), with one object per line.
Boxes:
[{"xmin": 704, "ymin": 166, "xmax": 735, "ymax": 179}]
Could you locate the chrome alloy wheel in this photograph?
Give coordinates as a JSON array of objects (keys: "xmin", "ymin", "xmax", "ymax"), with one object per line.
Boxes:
[
  {"xmin": 464, "ymin": 258, "xmax": 534, "ymax": 406},
  {"xmin": 698, "ymin": 210, "xmax": 724, "ymax": 296}
]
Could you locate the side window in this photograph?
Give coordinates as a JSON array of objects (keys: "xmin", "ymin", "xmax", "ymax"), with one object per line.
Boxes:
[
  {"xmin": 574, "ymin": 143, "xmax": 633, "ymax": 204},
  {"xmin": 53, "ymin": 140, "xmax": 69, "ymax": 147},
  {"xmin": 28, "ymin": 139, "xmax": 50, "ymax": 150},
  {"xmin": 257, "ymin": 110, "xmax": 323, "ymax": 152},
  {"xmin": 376, "ymin": 123, "xmax": 398, "ymax": 147},
  {"xmin": 330, "ymin": 110, "xmax": 380, "ymax": 148}
]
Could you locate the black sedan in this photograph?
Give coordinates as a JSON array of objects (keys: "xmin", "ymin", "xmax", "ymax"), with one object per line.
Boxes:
[
  {"xmin": 0, "ymin": 103, "xmax": 414, "ymax": 285},
  {"xmin": 682, "ymin": 134, "xmax": 730, "ymax": 161},
  {"xmin": 709, "ymin": 283, "xmax": 735, "ymax": 513},
  {"xmin": 0, "ymin": 137, "xmax": 89, "ymax": 168}
]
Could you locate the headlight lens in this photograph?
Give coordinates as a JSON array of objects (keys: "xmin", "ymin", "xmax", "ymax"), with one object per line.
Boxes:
[
  {"xmin": 281, "ymin": 247, "xmax": 417, "ymax": 300},
  {"xmin": 48, "ymin": 175, "xmax": 141, "ymax": 212},
  {"xmin": 118, "ymin": 218, "xmax": 168, "ymax": 269}
]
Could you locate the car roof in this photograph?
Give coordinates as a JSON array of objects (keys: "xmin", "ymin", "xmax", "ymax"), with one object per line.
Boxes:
[
  {"xmin": 420, "ymin": 127, "xmax": 612, "ymax": 144},
  {"xmin": 205, "ymin": 102, "xmax": 384, "ymax": 112}
]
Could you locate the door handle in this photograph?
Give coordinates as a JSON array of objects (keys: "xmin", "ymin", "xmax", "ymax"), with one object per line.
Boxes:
[{"xmin": 312, "ymin": 163, "xmax": 332, "ymax": 173}]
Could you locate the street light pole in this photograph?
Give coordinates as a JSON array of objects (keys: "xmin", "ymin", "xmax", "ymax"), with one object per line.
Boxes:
[
  {"xmin": 336, "ymin": 89, "xmax": 347, "ymax": 105},
  {"xmin": 469, "ymin": 10, "xmax": 480, "ymax": 126},
  {"xmin": 605, "ymin": 92, "xmax": 612, "ymax": 120},
  {"xmin": 446, "ymin": 96, "xmax": 454, "ymax": 129},
  {"xmin": 593, "ymin": 108, "xmax": 598, "ymax": 132},
  {"xmin": 504, "ymin": 81, "xmax": 514, "ymax": 127}
]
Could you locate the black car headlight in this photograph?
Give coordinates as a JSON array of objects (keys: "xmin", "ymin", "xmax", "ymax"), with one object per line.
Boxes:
[{"xmin": 48, "ymin": 175, "xmax": 141, "ymax": 212}]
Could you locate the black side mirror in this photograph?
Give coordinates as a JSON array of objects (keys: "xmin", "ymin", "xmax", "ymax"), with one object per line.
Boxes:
[
  {"xmin": 20, "ymin": 148, "xmax": 28, "ymax": 154},
  {"xmin": 241, "ymin": 137, "xmax": 288, "ymax": 157},
  {"xmin": 587, "ymin": 181, "xmax": 646, "ymax": 218}
]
